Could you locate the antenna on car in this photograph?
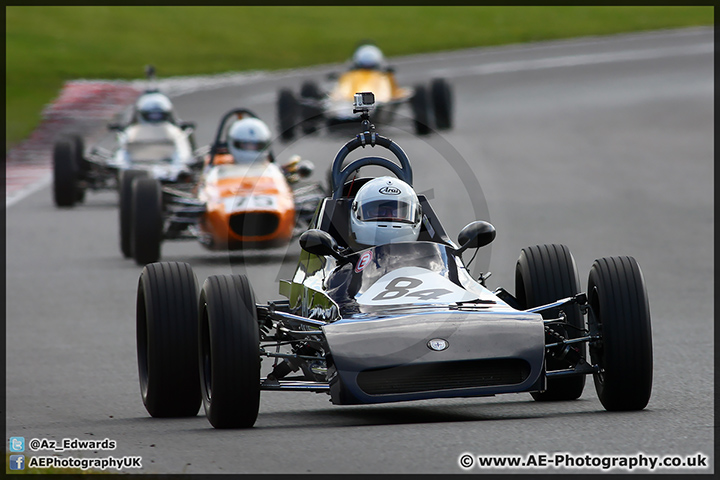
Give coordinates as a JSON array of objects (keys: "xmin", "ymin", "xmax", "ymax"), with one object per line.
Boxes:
[
  {"xmin": 145, "ymin": 64, "xmax": 156, "ymax": 81},
  {"xmin": 144, "ymin": 64, "xmax": 159, "ymax": 94}
]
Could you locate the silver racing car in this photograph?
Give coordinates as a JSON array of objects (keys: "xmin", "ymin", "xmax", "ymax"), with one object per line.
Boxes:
[{"xmin": 135, "ymin": 92, "xmax": 652, "ymax": 428}]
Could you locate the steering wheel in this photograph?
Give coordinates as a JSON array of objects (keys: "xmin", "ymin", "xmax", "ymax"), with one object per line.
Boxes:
[{"xmin": 330, "ymin": 132, "xmax": 413, "ymax": 199}]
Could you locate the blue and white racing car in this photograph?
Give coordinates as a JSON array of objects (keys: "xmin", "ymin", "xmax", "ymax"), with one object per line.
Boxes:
[{"xmin": 135, "ymin": 92, "xmax": 653, "ymax": 428}]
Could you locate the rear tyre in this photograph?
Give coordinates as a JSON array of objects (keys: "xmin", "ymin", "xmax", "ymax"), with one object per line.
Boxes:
[
  {"xmin": 300, "ymin": 81, "xmax": 323, "ymax": 134},
  {"xmin": 411, "ymin": 85, "xmax": 431, "ymax": 136},
  {"xmin": 199, "ymin": 274, "xmax": 260, "ymax": 428},
  {"xmin": 588, "ymin": 256, "xmax": 652, "ymax": 411},
  {"xmin": 277, "ymin": 89, "xmax": 297, "ymax": 142},
  {"xmin": 52, "ymin": 139, "xmax": 79, "ymax": 207},
  {"xmin": 120, "ymin": 169, "xmax": 149, "ymax": 258},
  {"xmin": 136, "ymin": 262, "xmax": 201, "ymax": 417},
  {"xmin": 430, "ymin": 78, "xmax": 453, "ymax": 130},
  {"xmin": 516, "ymin": 244, "xmax": 586, "ymax": 401},
  {"xmin": 131, "ymin": 178, "xmax": 163, "ymax": 266}
]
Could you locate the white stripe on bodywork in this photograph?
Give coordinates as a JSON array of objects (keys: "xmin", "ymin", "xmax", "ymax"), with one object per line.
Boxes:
[{"xmin": 356, "ymin": 266, "xmax": 478, "ymax": 306}]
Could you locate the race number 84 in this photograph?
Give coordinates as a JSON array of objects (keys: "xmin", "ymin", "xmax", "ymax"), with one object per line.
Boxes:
[{"xmin": 372, "ymin": 277, "xmax": 452, "ymax": 301}]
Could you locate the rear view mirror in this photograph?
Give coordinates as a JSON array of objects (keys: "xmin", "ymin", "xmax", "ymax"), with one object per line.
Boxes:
[
  {"xmin": 457, "ymin": 221, "xmax": 496, "ymax": 253},
  {"xmin": 299, "ymin": 229, "xmax": 343, "ymax": 260}
]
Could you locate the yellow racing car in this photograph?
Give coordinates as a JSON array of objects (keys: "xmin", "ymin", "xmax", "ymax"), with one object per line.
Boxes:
[{"xmin": 277, "ymin": 44, "xmax": 452, "ymax": 140}]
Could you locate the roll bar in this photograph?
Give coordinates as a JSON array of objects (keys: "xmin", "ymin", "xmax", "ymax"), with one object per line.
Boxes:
[{"xmin": 330, "ymin": 132, "xmax": 413, "ymax": 199}]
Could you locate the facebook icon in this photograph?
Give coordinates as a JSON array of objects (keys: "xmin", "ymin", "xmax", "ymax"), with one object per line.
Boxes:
[{"xmin": 9, "ymin": 454, "xmax": 25, "ymax": 470}]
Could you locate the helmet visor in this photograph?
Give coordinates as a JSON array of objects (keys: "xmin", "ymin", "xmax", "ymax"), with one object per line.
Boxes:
[
  {"xmin": 232, "ymin": 140, "xmax": 268, "ymax": 152},
  {"xmin": 358, "ymin": 199, "xmax": 417, "ymax": 223},
  {"xmin": 141, "ymin": 110, "xmax": 169, "ymax": 122}
]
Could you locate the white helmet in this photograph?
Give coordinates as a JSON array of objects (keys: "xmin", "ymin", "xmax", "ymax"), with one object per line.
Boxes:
[
  {"xmin": 353, "ymin": 44, "xmax": 384, "ymax": 69},
  {"xmin": 136, "ymin": 92, "xmax": 173, "ymax": 124},
  {"xmin": 228, "ymin": 117, "xmax": 272, "ymax": 163},
  {"xmin": 350, "ymin": 177, "xmax": 422, "ymax": 247}
]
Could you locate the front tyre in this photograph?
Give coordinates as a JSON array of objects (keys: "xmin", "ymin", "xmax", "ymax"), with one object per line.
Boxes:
[
  {"xmin": 430, "ymin": 78, "xmax": 453, "ymax": 130},
  {"xmin": 52, "ymin": 139, "xmax": 79, "ymax": 207},
  {"xmin": 136, "ymin": 262, "xmax": 201, "ymax": 417},
  {"xmin": 131, "ymin": 177, "xmax": 163, "ymax": 266},
  {"xmin": 67, "ymin": 133, "xmax": 89, "ymax": 203},
  {"xmin": 300, "ymin": 81, "xmax": 323, "ymax": 134},
  {"xmin": 67, "ymin": 133, "xmax": 91, "ymax": 176},
  {"xmin": 516, "ymin": 244, "xmax": 586, "ymax": 401},
  {"xmin": 588, "ymin": 256, "xmax": 652, "ymax": 411},
  {"xmin": 277, "ymin": 89, "xmax": 298, "ymax": 142},
  {"xmin": 199, "ymin": 275, "xmax": 260, "ymax": 428},
  {"xmin": 411, "ymin": 85, "xmax": 431, "ymax": 136},
  {"xmin": 119, "ymin": 169, "xmax": 149, "ymax": 258}
]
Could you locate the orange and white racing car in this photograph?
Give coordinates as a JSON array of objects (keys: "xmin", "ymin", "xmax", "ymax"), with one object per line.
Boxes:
[
  {"xmin": 124, "ymin": 108, "xmax": 324, "ymax": 265},
  {"xmin": 277, "ymin": 44, "xmax": 453, "ymax": 139}
]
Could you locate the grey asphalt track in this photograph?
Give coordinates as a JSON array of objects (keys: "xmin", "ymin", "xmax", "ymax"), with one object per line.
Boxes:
[{"xmin": 5, "ymin": 27, "xmax": 713, "ymax": 474}]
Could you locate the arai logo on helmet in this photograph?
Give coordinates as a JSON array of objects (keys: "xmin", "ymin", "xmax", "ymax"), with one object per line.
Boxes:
[{"xmin": 379, "ymin": 186, "xmax": 401, "ymax": 195}]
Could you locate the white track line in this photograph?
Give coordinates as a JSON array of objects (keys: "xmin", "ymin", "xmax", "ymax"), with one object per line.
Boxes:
[
  {"xmin": 6, "ymin": 173, "xmax": 52, "ymax": 208},
  {"xmin": 428, "ymin": 43, "xmax": 713, "ymax": 78}
]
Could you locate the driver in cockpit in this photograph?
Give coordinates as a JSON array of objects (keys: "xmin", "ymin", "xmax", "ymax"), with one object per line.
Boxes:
[{"xmin": 349, "ymin": 176, "xmax": 422, "ymax": 248}]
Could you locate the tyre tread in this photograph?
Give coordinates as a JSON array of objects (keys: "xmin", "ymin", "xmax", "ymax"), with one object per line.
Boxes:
[
  {"xmin": 589, "ymin": 256, "xmax": 652, "ymax": 411},
  {"xmin": 137, "ymin": 262, "xmax": 200, "ymax": 417},
  {"xmin": 200, "ymin": 274, "xmax": 260, "ymax": 428},
  {"xmin": 517, "ymin": 244, "xmax": 586, "ymax": 401}
]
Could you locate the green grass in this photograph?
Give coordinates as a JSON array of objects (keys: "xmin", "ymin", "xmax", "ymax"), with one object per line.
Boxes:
[{"xmin": 6, "ymin": 6, "xmax": 714, "ymax": 149}]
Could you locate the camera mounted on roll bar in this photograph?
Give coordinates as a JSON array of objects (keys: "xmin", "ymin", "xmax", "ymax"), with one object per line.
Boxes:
[
  {"xmin": 330, "ymin": 90, "xmax": 413, "ymax": 197},
  {"xmin": 353, "ymin": 92, "xmax": 375, "ymax": 114},
  {"xmin": 353, "ymin": 92, "xmax": 376, "ymax": 133}
]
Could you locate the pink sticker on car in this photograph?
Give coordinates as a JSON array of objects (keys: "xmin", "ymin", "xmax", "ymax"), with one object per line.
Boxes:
[{"xmin": 355, "ymin": 250, "xmax": 373, "ymax": 273}]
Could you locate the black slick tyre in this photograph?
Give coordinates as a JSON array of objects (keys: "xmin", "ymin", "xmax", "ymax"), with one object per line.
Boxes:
[
  {"xmin": 277, "ymin": 89, "xmax": 297, "ymax": 141},
  {"xmin": 588, "ymin": 256, "xmax": 652, "ymax": 411},
  {"xmin": 199, "ymin": 274, "xmax": 261, "ymax": 428},
  {"xmin": 120, "ymin": 169, "xmax": 149, "ymax": 258},
  {"xmin": 67, "ymin": 133, "xmax": 89, "ymax": 203},
  {"xmin": 300, "ymin": 81, "xmax": 323, "ymax": 134},
  {"xmin": 136, "ymin": 262, "xmax": 201, "ymax": 417},
  {"xmin": 131, "ymin": 177, "xmax": 163, "ymax": 266},
  {"xmin": 52, "ymin": 138, "xmax": 79, "ymax": 207},
  {"xmin": 67, "ymin": 133, "xmax": 91, "ymax": 175},
  {"xmin": 516, "ymin": 244, "xmax": 586, "ymax": 401},
  {"xmin": 430, "ymin": 78, "xmax": 453, "ymax": 130},
  {"xmin": 411, "ymin": 85, "xmax": 431, "ymax": 136}
]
